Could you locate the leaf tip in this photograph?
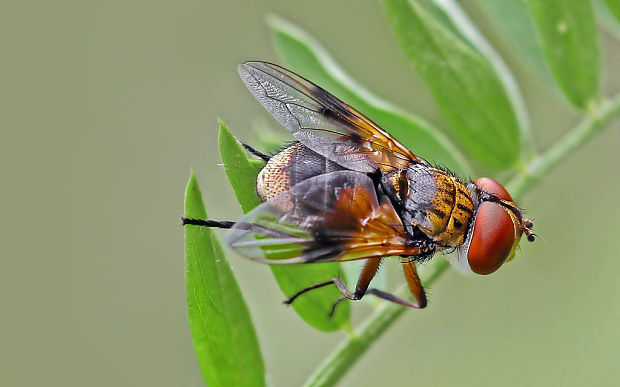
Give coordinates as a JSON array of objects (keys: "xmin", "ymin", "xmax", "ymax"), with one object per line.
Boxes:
[
  {"xmin": 186, "ymin": 168, "xmax": 198, "ymax": 194},
  {"xmin": 184, "ymin": 169, "xmax": 206, "ymax": 219},
  {"xmin": 217, "ymin": 117, "xmax": 228, "ymax": 130},
  {"xmin": 218, "ymin": 119, "xmax": 237, "ymax": 150},
  {"xmin": 264, "ymin": 13, "xmax": 285, "ymax": 29},
  {"xmin": 265, "ymin": 13, "xmax": 308, "ymax": 43}
]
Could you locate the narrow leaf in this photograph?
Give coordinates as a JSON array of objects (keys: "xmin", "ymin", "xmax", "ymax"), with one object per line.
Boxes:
[
  {"xmin": 527, "ymin": 0, "xmax": 600, "ymax": 109},
  {"xmin": 184, "ymin": 171, "xmax": 265, "ymax": 387},
  {"xmin": 381, "ymin": 0, "xmax": 520, "ymax": 170},
  {"xmin": 267, "ymin": 14, "xmax": 472, "ymax": 176},
  {"xmin": 474, "ymin": 0, "xmax": 555, "ymax": 87},
  {"xmin": 427, "ymin": 0, "xmax": 534, "ymax": 160},
  {"xmin": 218, "ymin": 121, "xmax": 351, "ymax": 331}
]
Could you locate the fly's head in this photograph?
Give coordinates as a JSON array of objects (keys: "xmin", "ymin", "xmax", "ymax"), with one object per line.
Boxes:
[{"xmin": 462, "ymin": 177, "xmax": 535, "ymax": 275}]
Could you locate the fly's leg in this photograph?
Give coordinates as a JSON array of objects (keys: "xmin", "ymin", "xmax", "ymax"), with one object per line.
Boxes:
[
  {"xmin": 181, "ymin": 218, "xmax": 234, "ymax": 229},
  {"xmin": 330, "ymin": 260, "xmax": 427, "ymax": 314},
  {"xmin": 284, "ymin": 259, "xmax": 382, "ymax": 317},
  {"xmin": 242, "ymin": 143, "xmax": 270, "ymax": 162},
  {"xmin": 399, "ymin": 257, "xmax": 427, "ymax": 308},
  {"xmin": 285, "ymin": 257, "xmax": 428, "ymax": 316}
]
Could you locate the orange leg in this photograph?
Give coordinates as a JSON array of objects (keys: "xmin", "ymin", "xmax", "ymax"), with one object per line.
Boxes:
[
  {"xmin": 398, "ymin": 258, "xmax": 427, "ymax": 308},
  {"xmin": 342, "ymin": 259, "xmax": 427, "ymax": 310}
]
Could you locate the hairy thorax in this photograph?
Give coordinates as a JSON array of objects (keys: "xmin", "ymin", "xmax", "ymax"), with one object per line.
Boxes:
[{"xmin": 384, "ymin": 164, "xmax": 474, "ymax": 248}]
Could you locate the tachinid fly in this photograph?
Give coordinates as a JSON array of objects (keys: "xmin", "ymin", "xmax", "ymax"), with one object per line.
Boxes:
[{"xmin": 183, "ymin": 62, "xmax": 535, "ymax": 312}]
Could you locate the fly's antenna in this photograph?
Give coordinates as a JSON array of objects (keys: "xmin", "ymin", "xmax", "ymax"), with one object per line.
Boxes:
[{"xmin": 523, "ymin": 218, "xmax": 537, "ymax": 242}]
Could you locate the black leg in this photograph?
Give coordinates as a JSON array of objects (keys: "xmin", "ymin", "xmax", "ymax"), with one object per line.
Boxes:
[
  {"xmin": 181, "ymin": 218, "xmax": 235, "ymax": 228},
  {"xmin": 329, "ymin": 296, "xmax": 348, "ymax": 317},
  {"xmin": 283, "ymin": 279, "xmax": 336, "ymax": 305},
  {"xmin": 284, "ymin": 277, "xmax": 359, "ymax": 318},
  {"xmin": 285, "ymin": 259, "xmax": 382, "ymax": 314},
  {"xmin": 242, "ymin": 143, "xmax": 270, "ymax": 162}
]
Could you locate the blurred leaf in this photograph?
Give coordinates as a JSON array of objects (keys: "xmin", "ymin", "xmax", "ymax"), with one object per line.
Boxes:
[
  {"xmin": 267, "ymin": 14, "xmax": 472, "ymax": 176},
  {"xmin": 595, "ymin": 0, "xmax": 620, "ymax": 41},
  {"xmin": 527, "ymin": 0, "xmax": 600, "ymax": 109},
  {"xmin": 603, "ymin": 0, "xmax": 620, "ymax": 22},
  {"xmin": 427, "ymin": 0, "xmax": 534, "ymax": 160},
  {"xmin": 412, "ymin": 1, "xmax": 477, "ymax": 51},
  {"xmin": 381, "ymin": 0, "xmax": 520, "ymax": 170},
  {"xmin": 474, "ymin": 0, "xmax": 555, "ymax": 87},
  {"xmin": 250, "ymin": 120, "xmax": 285, "ymax": 154},
  {"xmin": 218, "ymin": 121, "xmax": 351, "ymax": 331},
  {"xmin": 184, "ymin": 171, "xmax": 265, "ymax": 387}
]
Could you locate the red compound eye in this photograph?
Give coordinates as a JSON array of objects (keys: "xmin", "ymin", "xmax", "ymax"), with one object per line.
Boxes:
[
  {"xmin": 474, "ymin": 177, "xmax": 512, "ymax": 201},
  {"xmin": 467, "ymin": 202, "xmax": 516, "ymax": 275}
]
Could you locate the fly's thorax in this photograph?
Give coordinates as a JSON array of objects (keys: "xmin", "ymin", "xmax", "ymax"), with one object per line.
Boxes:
[
  {"xmin": 382, "ymin": 165, "xmax": 473, "ymax": 247},
  {"xmin": 426, "ymin": 171, "xmax": 473, "ymax": 247},
  {"xmin": 256, "ymin": 143, "xmax": 344, "ymax": 201},
  {"xmin": 439, "ymin": 179, "xmax": 474, "ymax": 246}
]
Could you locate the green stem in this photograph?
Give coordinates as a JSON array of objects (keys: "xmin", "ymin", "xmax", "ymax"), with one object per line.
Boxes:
[
  {"xmin": 302, "ymin": 93, "xmax": 620, "ymax": 387},
  {"xmin": 507, "ymin": 94, "xmax": 620, "ymax": 197},
  {"xmin": 303, "ymin": 260, "xmax": 450, "ymax": 387}
]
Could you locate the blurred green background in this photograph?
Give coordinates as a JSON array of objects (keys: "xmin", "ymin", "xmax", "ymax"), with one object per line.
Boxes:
[{"xmin": 3, "ymin": 0, "xmax": 620, "ymax": 386}]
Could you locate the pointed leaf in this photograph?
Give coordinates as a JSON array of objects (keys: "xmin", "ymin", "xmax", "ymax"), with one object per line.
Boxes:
[
  {"xmin": 218, "ymin": 120, "xmax": 263, "ymax": 212},
  {"xmin": 527, "ymin": 0, "xmax": 600, "ymax": 109},
  {"xmin": 218, "ymin": 121, "xmax": 351, "ymax": 331},
  {"xmin": 381, "ymin": 0, "xmax": 520, "ymax": 170},
  {"xmin": 267, "ymin": 14, "xmax": 472, "ymax": 176},
  {"xmin": 184, "ymin": 171, "xmax": 265, "ymax": 387}
]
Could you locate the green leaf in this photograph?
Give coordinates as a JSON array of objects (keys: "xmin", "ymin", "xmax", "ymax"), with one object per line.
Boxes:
[
  {"xmin": 474, "ymin": 0, "xmax": 555, "ymax": 87},
  {"xmin": 381, "ymin": 0, "xmax": 520, "ymax": 170},
  {"xmin": 426, "ymin": 0, "xmax": 534, "ymax": 160},
  {"xmin": 218, "ymin": 120, "xmax": 351, "ymax": 331},
  {"xmin": 527, "ymin": 0, "xmax": 600, "ymax": 109},
  {"xmin": 595, "ymin": 0, "xmax": 620, "ymax": 41},
  {"xmin": 423, "ymin": 2, "xmax": 475, "ymax": 50},
  {"xmin": 603, "ymin": 0, "xmax": 620, "ymax": 22},
  {"xmin": 218, "ymin": 120, "xmax": 263, "ymax": 212},
  {"xmin": 184, "ymin": 170, "xmax": 265, "ymax": 387},
  {"xmin": 267, "ymin": 14, "xmax": 472, "ymax": 176}
]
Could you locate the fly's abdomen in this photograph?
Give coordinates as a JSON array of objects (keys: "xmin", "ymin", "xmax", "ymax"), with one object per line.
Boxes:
[{"xmin": 257, "ymin": 143, "xmax": 345, "ymax": 200}]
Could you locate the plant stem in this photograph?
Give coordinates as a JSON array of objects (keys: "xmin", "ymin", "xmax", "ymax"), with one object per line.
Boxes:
[
  {"xmin": 507, "ymin": 94, "xmax": 620, "ymax": 197},
  {"xmin": 303, "ymin": 260, "xmax": 449, "ymax": 387},
  {"xmin": 302, "ymin": 93, "xmax": 620, "ymax": 387}
]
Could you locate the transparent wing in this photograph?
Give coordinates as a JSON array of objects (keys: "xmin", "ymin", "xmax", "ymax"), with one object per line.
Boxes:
[
  {"xmin": 226, "ymin": 171, "xmax": 423, "ymax": 263},
  {"xmin": 238, "ymin": 61, "xmax": 422, "ymax": 173}
]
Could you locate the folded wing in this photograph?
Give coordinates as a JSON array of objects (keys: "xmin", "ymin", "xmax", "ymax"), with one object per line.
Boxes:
[
  {"xmin": 238, "ymin": 61, "xmax": 421, "ymax": 173},
  {"xmin": 226, "ymin": 171, "xmax": 423, "ymax": 263}
]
